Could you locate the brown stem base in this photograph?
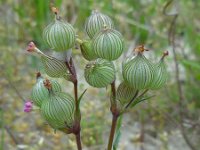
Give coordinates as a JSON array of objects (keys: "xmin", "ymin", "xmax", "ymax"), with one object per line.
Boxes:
[
  {"xmin": 75, "ymin": 132, "xmax": 82, "ymax": 150},
  {"xmin": 107, "ymin": 114, "xmax": 119, "ymax": 150}
]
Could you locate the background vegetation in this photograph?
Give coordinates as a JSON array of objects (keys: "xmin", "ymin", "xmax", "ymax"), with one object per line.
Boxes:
[{"xmin": 0, "ymin": 0, "xmax": 200, "ymax": 150}]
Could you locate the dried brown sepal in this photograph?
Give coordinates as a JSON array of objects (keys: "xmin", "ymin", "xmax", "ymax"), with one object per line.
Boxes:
[
  {"xmin": 161, "ymin": 51, "xmax": 169, "ymax": 60},
  {"xmin": 134, "ymin": 45, "xmax": 149, "ymax": 53},
  {"xmin": 43, "ymin": 79, "xmax": 52, "ymax": 90},
  {"xmin": 51, "ymin": 7, "xmax": 59, "ymax": 15},
  {"xmin": 36, "ymin": 72, "xmax": 41, "ymax": 79}
]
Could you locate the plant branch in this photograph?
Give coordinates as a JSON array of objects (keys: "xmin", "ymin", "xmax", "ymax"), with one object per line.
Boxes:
[
  {"xmin": 164, "ymin": 1, "xmax": 197, "ymax": 149},
  {"xmin": 125, "ymin": 90, "xmax": 139, "ymax": 109},
  {"xmin": 3, "ymin": 73, "xmax": 25, "ymax": 102},
  {"xmin": 65, "ymin": 57, "xmax": 82, "ymax": 150},
  {"xmin": 4, "ymin": 126, "xmax": 20, "ymax": 145},
  {"xmin": 137, "ymin": 89, "xmax": 149, "ymax": 98},
  {"xmin": 65, "ymin": 57, "xmax": 79, "ymax": 116},
  {"xmin": 125, "ymin": 89, "xmax": 148, "ymax": 109}
]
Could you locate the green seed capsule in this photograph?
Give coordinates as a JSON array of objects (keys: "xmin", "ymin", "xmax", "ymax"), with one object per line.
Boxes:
[
  {"xmin": 41, "ymin": 92, "xmax": 75, "ymax": 130},
  {"xmin": 84, "ymin": 58, "xmax": 115, "ymax": 88},
  {"xmin": 122, "ymin": 53, "xmax": 154, "ymax": 90},
  {"xmin": 31, "ymin": 77, "xmax": 61, "ymax": 107},
  {"xmin": 149, "ymin": 52, "xmax": 168, "ymax": 89},
  {"xmin": 85, "ymin": 10, "xmax": 114, "ymax": 39},
  {"xmin": 26, "ymin": 42, "xmax": 69, "ymax": 79},
  {"xmin": 41, "ymin": 55, "xmax": 68, "ymax": 78},
  {"xmin": 43, "ymin": 18, "xmax": 76, "ymax": 51},
  {"xmin": 80, "ymin": 40, "xmax": 98, "ymax": 61},
  {"xmin": 93, "ymin": 27, "xmax": 124, "ymax": 61},
  {"xmin": 116, "ymin": 82, "xmax": 137, "ymax": 106}
]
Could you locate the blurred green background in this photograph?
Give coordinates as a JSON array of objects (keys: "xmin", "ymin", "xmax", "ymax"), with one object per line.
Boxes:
[{"xmin": 0, "ymin": 0, "xmax": 200, "ymax": 150}]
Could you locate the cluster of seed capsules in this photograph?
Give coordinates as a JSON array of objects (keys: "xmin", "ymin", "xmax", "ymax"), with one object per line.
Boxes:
[{"xmin": 26, "ymin": 8, "xmax": 168, "ymax": 132}]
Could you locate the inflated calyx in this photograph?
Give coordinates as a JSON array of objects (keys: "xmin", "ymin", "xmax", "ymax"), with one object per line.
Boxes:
[
  {"xmin": 85, "ymin": 10, "xmax": 114, "ymax": 39},
  {"xmin": 122, "ymin": 45, "xmax": 154, "ymax": 90},
  {"xmin": 84, "ymin": 58, "xmax": 115, "ymax": 88}
]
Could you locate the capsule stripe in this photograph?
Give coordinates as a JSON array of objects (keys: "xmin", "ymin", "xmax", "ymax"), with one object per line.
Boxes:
[
  {"xmin": 43, "ymin": 20, "xmax": 76, "ymax": 51},
  {"xmin": 93, "ymin": 28, "xmax": 124, "ymax": 61},
  {"xmin": 41, "ymin": 56, "xmax": 67, "ymax": 78},
  {"xmin": 123, "ymin": 54, "xmax": 154, "ymax": 90},
  {"xmin": 84, "ymin": 58, "xmax": 115, "ymax": 88},
  {"xmin": 85, "ymin": 11, "xmax": 114, "ymax": 39},
  {"xmin": 41, "ymin": 92, "xmax": 75, "ymax": 129},
  {"xmin": 80, "ymin": 40, "xmax": 98, "ymax": 61},
  {"xmin": 31, "ymin": 78, "xmax": 61, "ymax": 107},
  {"xmin": 116, "ymin": 82, "xmax": 137, "ymax": 106},
  {"xmin": 149, "ymin": 61, "xmax": 167, "ymax": 89}
]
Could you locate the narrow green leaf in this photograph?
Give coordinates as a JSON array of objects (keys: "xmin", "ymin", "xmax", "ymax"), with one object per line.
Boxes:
[
  {"xmin": 113, "ymin": 115, "xmax": 123, "ymax": 150},
  {"xmin": 131, "ymin": 95, "xmax": 155, "ymax": 108},
  {"xmin": 78, "ymin": 89, "xmax": 87, "ymax": 106}
]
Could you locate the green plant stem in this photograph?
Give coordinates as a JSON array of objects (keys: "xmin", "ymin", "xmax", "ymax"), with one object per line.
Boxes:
[{"xmin": 107, "ymin": 114, "xmax": 119, "ymax": 150}]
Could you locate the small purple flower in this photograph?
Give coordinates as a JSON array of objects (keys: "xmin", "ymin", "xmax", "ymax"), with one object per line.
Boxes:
[{"xmin": 23, "ymin": 100, "xmax": 33, "ymax": 113}]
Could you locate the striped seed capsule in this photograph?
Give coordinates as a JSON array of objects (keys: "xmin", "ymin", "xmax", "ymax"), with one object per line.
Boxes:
[
  {"xmin": 43, "ymin": 12, "xmax": 76, "ymax": 51},
  {"xmin": 84, "ymin": 58, "xmax": 115, "ymax": 88},
  {"xmin": 149, "ymin": 51, "xmax": 168, "ymax": 90},
  {"xmin": 41, "ymin": 91, "xmax": 75, "ymax": 130},
  {"xmin": 85, "ymin": 10, "xmax": 114, "ymax": 39},
  {"xmin": 92, "ymin": 27, "xmax": 124, "ymax": 61},
  {"xmin": 31, "ymin": 76, "xmax": 61, "ymax": 107},
  {"xmin": 80, "ymin": 40, "xmax": 97, "ymax": 61},
  {"xmin": 27, "ymin": 42, "xmax": 69, "ymax": 78},
  {"xmin": 116, "ymin": 82, "xmax": 138, "ymax": 106},
  {"xmin": 122, "ymin": 45, "xmax": 154, "ymax": 90},
  {"xmin": 41, "ymin": 56, "xmax": 68, "ymax": 78}
]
